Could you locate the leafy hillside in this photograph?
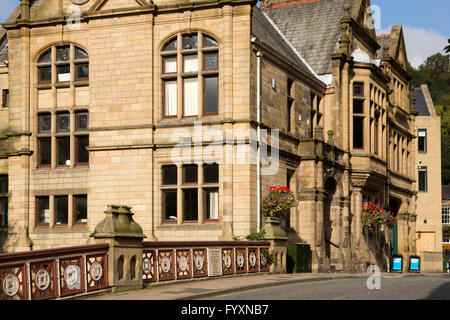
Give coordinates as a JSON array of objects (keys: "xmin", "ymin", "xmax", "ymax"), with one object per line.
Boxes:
[{"xmin": 408, "ymin": 53, "xmax": 450, "ymax": 185}]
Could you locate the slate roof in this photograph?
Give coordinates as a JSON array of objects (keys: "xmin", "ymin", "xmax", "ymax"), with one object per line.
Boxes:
[
  {"xmin": 264, "ymin": 0, "xmax": 350, "ymax": 75},
  {"xmin": 376, "ymin": 34, "xmax": 391, "ymax": 59},
  {"xmin": 413, "ymin": 87, "xmax": 430, "ymax": 116},
  {"xmin": 251, "ymin": 7, "xmax": 318, "ymax": 80},
  {"xmin": 443, "ymin": 185, "xmax": 450, "ymax": 200}
]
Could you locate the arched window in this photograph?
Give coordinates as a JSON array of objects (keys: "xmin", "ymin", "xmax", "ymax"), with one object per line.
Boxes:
[
  {"xmin": 37, "ymin": 44, "xmax": 89, "ymax": 86},
  {"xmin": 161, "ymin": 32, "xmax": 219, "ymax": 118}
]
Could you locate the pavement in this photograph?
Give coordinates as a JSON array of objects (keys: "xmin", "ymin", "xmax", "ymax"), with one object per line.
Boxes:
[{"xmin": 84, "ymin": 271, "xmax": 425, "ymax": 300}]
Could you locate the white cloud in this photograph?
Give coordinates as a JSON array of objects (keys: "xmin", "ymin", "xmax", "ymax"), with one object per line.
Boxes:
[{"xmin": 377, "ymin": 26, "xmax": 447, "ymax": 68}]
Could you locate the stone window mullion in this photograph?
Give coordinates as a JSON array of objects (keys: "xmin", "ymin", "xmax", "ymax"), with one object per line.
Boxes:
[{"xmin": 70, "ymin": 111, "xmax": 75, "ymax": 168}]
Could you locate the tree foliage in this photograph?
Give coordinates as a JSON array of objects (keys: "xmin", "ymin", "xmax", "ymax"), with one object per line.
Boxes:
[{"xmin": 409, "ymin": 53, "xmax": 450, "ymax": 185}]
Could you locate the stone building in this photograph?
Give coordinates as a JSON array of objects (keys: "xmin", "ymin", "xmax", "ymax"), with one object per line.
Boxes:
[
  {"xmin": 443, "ymin": 186, "xmax": 450, "ymax": 244},
  {"xmin": 0, "ymin": 0, "xmax": 420, "ymax": 272},
  {"xmin": 413, "ymin": 84, "xmax": 442, "ymax": 272}
]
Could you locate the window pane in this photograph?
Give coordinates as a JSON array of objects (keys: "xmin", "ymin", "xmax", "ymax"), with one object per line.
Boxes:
[
  {"xmin": 204, "ymin": 163, "xmax": 219, "ymax": 183},
  {"xmin": 164, "ymin": 190, "xmax": 177, "ymax": 221},
  {"xmin": 76, "ymin": 64, "xmax": 89, "ymax": 80},
  {"xmin": 57, "ymin": 65, "xmax": 70, "ymax": 82},
  {"xmin": 164, "ymin": 57, "xmax": 177, "ymax": 73},
  {"xmin": 183, "ymin": 164, "xmax": 198, "ymax": 184},
  {"xmin": 163, "ymin": 38, "xmax": 177, "ymax": 52},
  {"xmin": 74, "ymin": 195, "xmax": 87, "ymax": 223},
  {"xmin": 39, "ymin": 138, "xmax": 51, "ymax": 166},
  {"xmin": 37, "ymin": 197, "xmax": 50, "ymax": 224},
  {"xmin": 203, "ymin": 36, "xmax": 218, "ymax": 48},
  {"xmin": 55, "ymin": 196, "xmax": 68, "ymax": 225},
  {"xmin": 75, "ymin": 47, "xmax": 88, "ymax": 60},
  {"xmin": 57, "ymin": 113, "xmax": 70, "ymax": 132},
  {"xmin": 57, "ymin": 46, "xmax": 70, "ymax": 62},
  {"xmin": 3, "ymin": 89, "xmax": 9, "ymax": 108},
  {"xmin": 57, "ymin": 137, "xmax": 70, "ymax": 166},
  {"xmin": 205, "ymin": 189, "xmax": 218, "ymax": 220},
  {"xmin": 76, "ymin": 112, "xmax": 89, "ymax": 131},
  {"xmin": 353, "ymin": 83, "xmax": 363, "ymax": 97},
  {"xmin": 418, "ymin": 137, "xmax": 425, "ymax": 152},
  {"xmin": 0, "ymin": 175, "xmax": 8, "ymax": 194},
  {"xmin": 353, "ymin": 117, "xmax": 364, "ymax": 149},
  {"xmin": 162, "ymin": 165, "xmax": 177, "ymax": 185},
  {"xmin": 183, "ymin": 78, "xmax": 198, "ymax": 116},
  {"xmin": 38, "ymin": 50, "xmax": 52, "ymax": 63},
  {"xmin": 39, "ymin": 114, "xmax": 51, "ymax": 133},
  {"xmin": 183, "ymin": 189, "xmax": 198, "ymax": 221},
  {"xmin": 204, "ymin": 53, "xmax": 218, "ymax": 70},
  {"xmin": 353, "ymin": 99, "xmax": 363, "ymax": 114},
  {"xmin": 76, "ymin": 135, "xmax": 89, "ymax": 164},
  {"xmin": 165, "ymin": 81, "xmax": 177, "ymax": 116},
  {"xmin": 39, "ymin": 66, "xmax": 52, "ymax": 83},
  {"xmin": 419, "ymin": 168, "xmax": 427, "ymax": 191},
  {"xmin": 418, "ymin": 130, "xmax": 426, "ymax": 152},
  {"xmin": 0, "ymin": 197, "xmax": 7, "ymax": 227},
  {"xmin": 205, "ymin": 77, "xmax": 218, "ymax": 114},
  {"xmin": 183, "ymin": 34, "xmax": 198, "ymax": 50},
  {"xmin": 183, "ymin": 55, "xmax": 198, "ymax": 73}
]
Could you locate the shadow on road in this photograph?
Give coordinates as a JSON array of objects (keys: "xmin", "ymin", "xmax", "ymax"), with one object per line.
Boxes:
[{"xmin": 425, "ymin": 280, "xmax": 450, "ymax": 300}]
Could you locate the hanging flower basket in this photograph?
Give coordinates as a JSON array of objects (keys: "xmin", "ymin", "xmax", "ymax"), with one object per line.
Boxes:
[
  {"xmin": 384, "ymin": 209, "xmax": 397, "ymax": 228},
  {"xmin": 261, "ymin": 186, "xmax": 297, "ymax": 219},
  {"xmin": 361, "ymin": 203, "xmax": 385, "ymax": 234},
  {"xmin": 361, "ymin": 203, "xmax": 397, "ymax": 235}
]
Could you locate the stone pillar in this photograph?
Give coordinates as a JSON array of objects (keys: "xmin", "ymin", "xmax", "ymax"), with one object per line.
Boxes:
[
  {"xmin": 90, "ymin": 205, "xmax": 146, "ymax": 292},
  {"xmin": 263, "ymin": 216, "xmax": 287, "ymax": 273}
]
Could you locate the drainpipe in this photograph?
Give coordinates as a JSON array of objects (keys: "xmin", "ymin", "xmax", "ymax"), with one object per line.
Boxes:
[{"xmin": 253, "ymin": 40, "xmax": 262, "ymax": 232}]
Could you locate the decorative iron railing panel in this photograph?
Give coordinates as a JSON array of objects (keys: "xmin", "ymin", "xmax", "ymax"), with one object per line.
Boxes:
[
  {"xmin": 142, "ymin": 241, "xmax": 271, "ymax": 284},
  {"xmin": 0, "ymin": 244, "xmax": 109, "ymax": 300}
]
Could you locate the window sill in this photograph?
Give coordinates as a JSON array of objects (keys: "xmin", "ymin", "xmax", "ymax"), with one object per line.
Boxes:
[
  {"xmin": 74, "ymin": 81, "xmax": 89, "ymax": 87},
  {"xmin": 37, "ymin": 84, "xmax": 52, "ymax": 90},
  {"xmin": 34, "ymin": 224, "xmax": 50, "ymax": 229},
  {"xmin": 55, "ymin": 82, "xmax": 70, "ymax": 89},
  {"xmin": 157, "ymin": 223, "xmax": 222, "ymax": 230},
  {"xmin": 162, "ymin": 220, "xmax": 177, "ymax": 225},
  {"xmin": 204, "ymin": 219, "xmax": 219, "ymax": 223}
]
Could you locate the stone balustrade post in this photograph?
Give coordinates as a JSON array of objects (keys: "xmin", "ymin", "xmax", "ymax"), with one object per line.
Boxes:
[
  {"xmin": 262, "ymin": 216, "xmax": 288, "ymax": 273},
  {"xmin": 90, "ymin": 205, "xmax": 146, "ymax": 292}
]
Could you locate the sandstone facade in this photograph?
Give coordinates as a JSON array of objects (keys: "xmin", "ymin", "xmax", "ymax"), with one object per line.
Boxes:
[{"xmin": 0, "ymin": 0, "xmax": 425, "ymax": 272}]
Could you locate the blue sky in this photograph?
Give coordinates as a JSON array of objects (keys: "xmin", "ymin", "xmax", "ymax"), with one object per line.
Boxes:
[{"xmin": 0, "ymin": 0, "xmax": 448, "ymax": 67}]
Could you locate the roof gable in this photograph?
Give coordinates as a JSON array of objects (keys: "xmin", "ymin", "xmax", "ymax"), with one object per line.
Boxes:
[{"xmin": 377, "ymin": 26, "xmax": 408, "ymax": 70}]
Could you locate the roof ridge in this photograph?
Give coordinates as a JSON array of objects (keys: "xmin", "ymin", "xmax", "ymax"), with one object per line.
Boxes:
[
  {"xmin": 376, "ymin": 34, "xmax": 391, "ymax": 39},
  {"xmin": 262, "ymin": 0, "xmax": 326, "ymax": 11}
]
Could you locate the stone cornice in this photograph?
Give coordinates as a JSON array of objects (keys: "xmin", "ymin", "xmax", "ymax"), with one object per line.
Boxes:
[{"xmin": 2, "ymin": 0, "xmax": 256, "ymax": 31}]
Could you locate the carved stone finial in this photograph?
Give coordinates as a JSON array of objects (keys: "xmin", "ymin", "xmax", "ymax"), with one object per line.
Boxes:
[
  {"xmin": 383, "ymin": 44, "xmax": 390, "ymax": 59},
  {"xmin": 91, "ymin": 205, "xmax": 146, "ymax": 240},
  {"xmin": 327, "ymin": 130, "xmax": 335, "ymax": 145},
  {"xmin": 339, "ymin": 23, "xmax": 350, "ymax": 54},
  {"xmin": 344, "ymin": 3, "xmax": 351, "ymax": 16},
  {"xmin": 314, "ymin": 126, "xmax": 324, "ymax": 140}
]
